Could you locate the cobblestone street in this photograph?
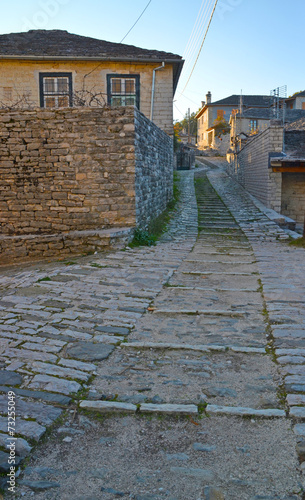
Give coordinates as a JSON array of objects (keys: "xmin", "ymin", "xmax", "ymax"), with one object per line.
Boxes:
[{"xmin": 1, "ymin": 160, "xmax": 305, "ymax": 499}]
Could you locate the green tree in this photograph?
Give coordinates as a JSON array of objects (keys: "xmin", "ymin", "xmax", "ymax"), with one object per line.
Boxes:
[
  {"xmin": 174, "ymin": 109, "xmax": 200, "ymax": 137},
  {"xmin": 213, "ymin": 117, "xmax": 230, "ymax": 138}
]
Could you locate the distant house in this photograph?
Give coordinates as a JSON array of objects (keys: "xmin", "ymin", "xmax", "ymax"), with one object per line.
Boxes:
[
  {"xmin": 286, "ymin": 91, "xmax": 305, "ymax": 110},
  {"xmin": 196, "ymin": 92, "xmax": 273, "ymax": 150},
  {"xmin": 0, "ymin": 30, "xmax": 184, "ymax": 136},
  {"xmin": 178, "ymin": 129, "xmax": 197, "ymax": 146},
  {"xmin": 227, "ymin": 112, "xmax": 305, "ymax": 227},
  {"xmin": 229, "ymin": 108, "xmax": 272, "ymax": 155}
]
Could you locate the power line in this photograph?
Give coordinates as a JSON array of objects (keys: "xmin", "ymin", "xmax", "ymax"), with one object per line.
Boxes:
[
  {"xmin": 183, "ymin": 0, "xmax": 208, "ymax": 60},
  {"xmin": 120, "ymin": 0, "xmax": 152, "ymax": 43},
  {"xmin": 183, "ymin": 0, "xmax": 213, "ymax": 64},
  {"xmin": 174, "ymin": 103, "xmax": 184, "ymax": 117},
  {"xmin": 182, "ymin": 0, "xmax": 214, "ymax": 68},
  {"xmin": 176, "ymin": 90, "xmax": 200, "ymax": 106},
  {"xmin": 181, "ymin": 0, "xmax": 219, "ymax": 95}
]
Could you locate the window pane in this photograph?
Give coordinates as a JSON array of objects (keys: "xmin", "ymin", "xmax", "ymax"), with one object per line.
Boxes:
[
  {"xmin": 111, "ymin": 79, "xmax": 122, "ymax": 94},
  {"xmin": 44, "ymin": 78, "xmax": 56, "ymax": 93},
  {"xmin": 111, "ymin": 96, "xmax": 122, "ymax": 106},
  {"xmin": 45, "ymin": 97, "xmax": 56, "ymax": 108},
  {"xmin": 57, "ymin": 78, "xmax": 69, "ymax": 93},
  {"xmin": 125, "ymin": 79, "xmax": 135, "ymax": 94},
  {"xmin": 58, "ymin": 96, "xmax": 69, "ymax": 107},
  {"xmin": 125, "ymin": 96, "xmax": 135, "ymax": 105}
]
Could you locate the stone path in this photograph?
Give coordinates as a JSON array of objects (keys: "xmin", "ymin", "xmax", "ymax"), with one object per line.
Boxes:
[{"xmin": 0, "ymin": 162, "xmax": 305, "ymax": 499}]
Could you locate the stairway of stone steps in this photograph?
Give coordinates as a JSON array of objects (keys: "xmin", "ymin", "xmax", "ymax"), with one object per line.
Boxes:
[{"xmin": 87, "ymin": 170, "xmax": 301, "ymax": 499}]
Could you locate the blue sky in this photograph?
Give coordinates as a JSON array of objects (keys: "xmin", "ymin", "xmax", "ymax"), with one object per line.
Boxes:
[{"xmin": 1, "ymin": 0, "xmax": 305, "ymax": 121}]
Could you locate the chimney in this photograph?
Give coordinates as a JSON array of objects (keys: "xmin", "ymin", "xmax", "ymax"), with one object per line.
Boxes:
[
  {"xmin": 201, "ymin": 101, "xmax": 205, "ymax": 108},
  {"xmin": 206, "ymin": 91, "xmax": 212, "ymax": 104}
]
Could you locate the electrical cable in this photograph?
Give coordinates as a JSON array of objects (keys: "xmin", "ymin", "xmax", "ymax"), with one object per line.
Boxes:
[
  {"xmin": 176, "ymin": 91, "xmax": 200, "ymax": 106},
  {"xmin": 174, "ymin": 103, "xmax": 185, "ymax": 117},
  {"xmin": 181, "ymin": 0, "xmax": 213, "ymax": 89},
  {"xmin": 183, "ymin": 0, "xmax": 207, "ymax": 60},
  {"xmin": 183, "ymin": 0, "xmax": 213, "ymax": 64},
  {"xmin": 180, "ymin": 0, "xmax": 219, "ymax": 95},
  {"xmin": 120, "ymin": 0, "xmax": 152, "ymax": 43},
  {"xmin": 83, "ymin": 0, "xmax": 152, "ymax": 81},
  {"xmin": 182, "ymin": 0, "xmax": 214, "ymax": 77}
]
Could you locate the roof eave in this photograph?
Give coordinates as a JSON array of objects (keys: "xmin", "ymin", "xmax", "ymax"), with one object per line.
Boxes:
[
  {"xmin": 0, "ymin": 54, "xmax": 183, "ymax": 63},
  {"xmin": 195, "ymin": 105, "xmax": 208, "ymax": 119},
  {"xmin": 173, "ymin": 59, "xmax": 184, "ymax": 96}
]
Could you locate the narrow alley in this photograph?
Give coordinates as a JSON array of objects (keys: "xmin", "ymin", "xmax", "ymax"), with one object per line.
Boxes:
[{"xmin": 1, "ymin": 161, "xmax": 305, "ymax": 499}]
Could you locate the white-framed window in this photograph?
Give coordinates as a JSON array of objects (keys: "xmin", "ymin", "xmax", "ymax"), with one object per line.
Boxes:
[
  {"xmin": 107, "ymin": 74, "xmax": 140, "ymax": 108},
  {"xmin": 39, "ymin": 73, "xmax": 72, "ymax": 108}
]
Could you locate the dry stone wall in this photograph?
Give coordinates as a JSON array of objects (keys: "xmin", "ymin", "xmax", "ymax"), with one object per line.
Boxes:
[
  {"xmin": 281, "ymin": 172, "xmax": 305, "ymax": 224},
  {"xmin": 228, "ymin": 123, "xmax": 283, "ymax": 211},
  {"xmin": 0, "ymin": 106, "xmax": 173, "ymax": 263},
  {"xmin": 134, "ymin": 110, "xmax": 173, "ymax": 228}
]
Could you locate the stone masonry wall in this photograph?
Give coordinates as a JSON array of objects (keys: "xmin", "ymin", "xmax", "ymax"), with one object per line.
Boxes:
[
  {"xmin": 134, "ymin": 109, "xmax": 173, "ymax": 228},
  {"xmin": 281, "ymin": 173, "xmax": 305, "ymax": 224},
  {"xmin": 228, "ymin": 124, "xmax": 283, "ymax": 210},
  {"xmin": 0, "ymin": 106, "xmax": 174, "ymax": 262},
  {"xmin": 285, "ymin": 131, "xmax": 305, "ymax": 154},
  {"xmin": 0, "ymin": 107, "xmax": 137, "ymax": 236}
]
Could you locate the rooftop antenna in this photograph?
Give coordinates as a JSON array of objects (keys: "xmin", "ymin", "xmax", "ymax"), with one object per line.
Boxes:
[
  {"xmin": 238, "ymin": 90, "xmax": 243, "ymax": 135},
  {"xmin": 270, "ymin": 85, "xmax": 287, "ymax": 120},
  {"xmin": 270, "ymin": 85, "xmax": 287, "ymax": 154}
]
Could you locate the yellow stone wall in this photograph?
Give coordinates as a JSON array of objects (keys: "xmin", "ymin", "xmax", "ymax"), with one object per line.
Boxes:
[{"xmin": 0, "ymin": 59, "xmax": 174, "ymax": 135}]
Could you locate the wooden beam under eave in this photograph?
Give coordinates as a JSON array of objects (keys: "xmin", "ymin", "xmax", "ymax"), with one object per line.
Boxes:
[{"xmin": 272, "ymin": 165, "xmax": 305, "ymax": 173}]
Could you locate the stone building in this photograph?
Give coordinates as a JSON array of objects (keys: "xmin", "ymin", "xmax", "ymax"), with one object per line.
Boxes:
[
  {"xmin": 227, "ymin": 116, "xmax": 305, "ymax": 226},
  {"xmin": 286, "ymin": 90, "xmax": 305, "ymax": 110},
  {"xmin": 0, "ymin": 29, "xmax": 184, "ymax": 136},
  {"xmin": 0, "ymin": 31, "xmax": 184, "ymax": 263},
  {"xmin": 196, "ymin": 93, "xmax": 273, "ymax": 150},
  {"xmin": 229, "ymin": 108, "xmax": 272, "ymax": 153}
]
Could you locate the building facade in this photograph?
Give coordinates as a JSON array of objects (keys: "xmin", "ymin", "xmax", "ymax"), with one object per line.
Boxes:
[
  {"xmin": 196, "ymin": 93, "xmax": 273, "ymax": 150},
  {"xmin": 0, "ymin": 30, "xmax": 184, "ymax": 136}
]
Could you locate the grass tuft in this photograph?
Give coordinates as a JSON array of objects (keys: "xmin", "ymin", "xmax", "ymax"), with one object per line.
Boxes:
[{"xmin": 289, "ymin": 237, "xmax": 305, "ymax": 248}]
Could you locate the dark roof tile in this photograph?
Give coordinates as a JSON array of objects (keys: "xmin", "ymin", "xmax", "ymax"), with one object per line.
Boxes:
[
  {"xmin": 0, "ymin": 30, "xmax": 182, "ymax": 61},
  {"xmin": 210, "ymin": 94, "xmax": 274, "ymax": 107}
]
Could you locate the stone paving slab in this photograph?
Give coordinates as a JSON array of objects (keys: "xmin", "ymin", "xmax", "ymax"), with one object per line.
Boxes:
[
  {"xmin": 130, "ymin": 311, "xmax": 267, "ymax": 348},
  {"xmin": 94, "ymin": 348, "xmax": 280, "ymax": 408}
]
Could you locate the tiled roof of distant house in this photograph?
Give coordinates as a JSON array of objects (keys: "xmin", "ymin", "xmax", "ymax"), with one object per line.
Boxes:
[
  {"xmin": 210, "ymin": 95, "xmax": 274, "ymax": 107},
  {"xmin": 241, "ymin": 108, "xmax": 273, "ymax": 119},
  {"xmin": 286, "ymin": 90, "xmax": 305, "ymax": 100}
]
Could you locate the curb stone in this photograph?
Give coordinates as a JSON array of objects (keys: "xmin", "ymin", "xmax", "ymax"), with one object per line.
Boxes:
[{"xmin": 79, "ymin": 401, "xmax": 287, "ymax": 418}]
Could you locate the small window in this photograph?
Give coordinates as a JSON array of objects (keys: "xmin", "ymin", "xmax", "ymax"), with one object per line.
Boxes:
[
  {"xmin": 107, "ymin": 74, "xmax": 140, "ymax": 108},
  {"xmin": 250, "ymin": 119, "xmax": 258, "ymax": 133},
  {"xmin": 217, "ymin": 109, "xmax": 224, "ymax": 119},
  {"xmin": 302, "ymin": 102, "xmax": 305, "ymax": 110},
  {"xmin": 39, "ymin": 73, "xmax": 72, "ymax": 108}
]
